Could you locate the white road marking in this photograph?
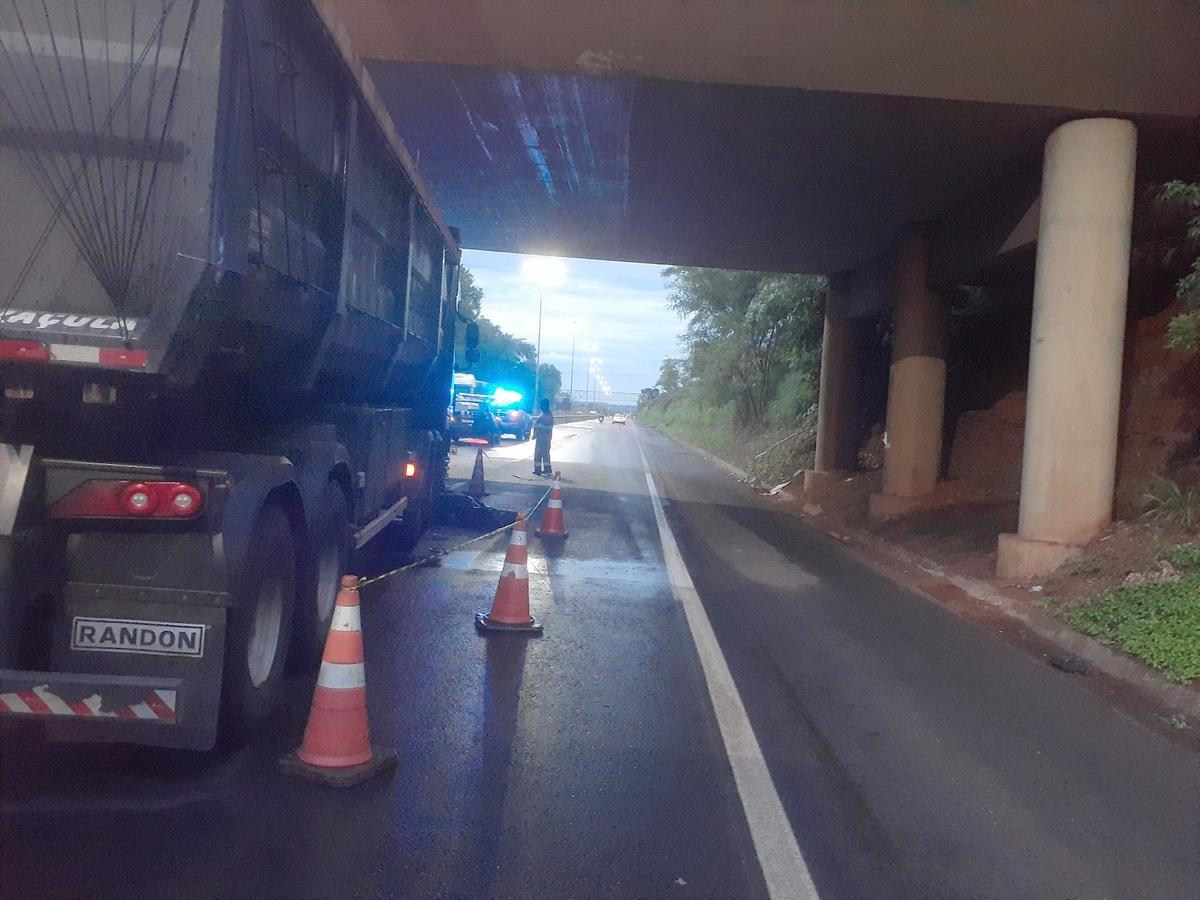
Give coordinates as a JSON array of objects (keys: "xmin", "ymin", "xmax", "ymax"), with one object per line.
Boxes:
[{"xmin": 635, "ymin": 431, "xmax": 819, "ymax": 900}]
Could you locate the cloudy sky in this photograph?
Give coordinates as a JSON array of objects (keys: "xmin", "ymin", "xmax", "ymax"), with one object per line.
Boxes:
[{"xmin": 461, "ymin": 249, "xmax": 685, "ymax": 401}]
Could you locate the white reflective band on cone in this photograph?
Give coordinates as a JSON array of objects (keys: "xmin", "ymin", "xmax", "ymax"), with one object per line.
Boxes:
[
  {"xmin": 330, "ymin": 604, "xmax": 362, "ymax": 632},
  {"xmin": 317, "ymin": 661, "xmax": 366, "ymax": 690},
  {"xmin": 548, "ymin": 499, "xmax": 563, "ymax": 509},
  {"xmin": 510, "ymin": 531, "xmax": 528, "ymax": 546},
  {"xmin": 500, "ymin": 562, "xmax": 528, "ymax": 580}
]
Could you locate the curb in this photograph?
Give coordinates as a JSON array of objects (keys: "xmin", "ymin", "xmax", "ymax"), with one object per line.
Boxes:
[{"xmin": 652, "ymin": 426, "xmax": 1200, "ymax": 724}]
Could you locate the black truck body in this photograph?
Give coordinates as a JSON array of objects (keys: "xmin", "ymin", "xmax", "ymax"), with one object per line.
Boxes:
[{"xmin": 0, "ymin": 0, "xmax": 461, "ymax": 748}]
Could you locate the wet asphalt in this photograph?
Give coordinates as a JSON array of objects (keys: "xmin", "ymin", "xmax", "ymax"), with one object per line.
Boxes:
[{"xmin": 1, "ymin": 420, "xmax": 1197, "ymax": 898}]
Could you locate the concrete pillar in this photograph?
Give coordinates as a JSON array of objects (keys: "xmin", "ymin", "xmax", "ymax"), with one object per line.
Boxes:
[
  {"xmin": 804, "ymin": 276, "xmax": 858, "ymax": 493},
  {"xmin": 997, "ymin": 118, "xmax": 1137, "ymax": 578},
  {"xmin": 868, "ymin": 233, "xmax": 946, "ymax": 521}
]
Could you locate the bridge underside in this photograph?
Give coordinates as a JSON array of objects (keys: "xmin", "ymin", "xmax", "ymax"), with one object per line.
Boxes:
[{"xmin": 365, "ymin": 62, "xmax": 1195, "ymax": 277}]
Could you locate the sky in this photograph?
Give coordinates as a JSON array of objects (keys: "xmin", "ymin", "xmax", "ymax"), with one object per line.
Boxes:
[{"xmin": 460, "ymin": 249, "xmax": 685, "ymax": 401}]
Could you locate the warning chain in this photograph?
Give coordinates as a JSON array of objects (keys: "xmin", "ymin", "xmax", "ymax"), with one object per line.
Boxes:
[{"xmin": 357, "ymin": 484, "xmax": 555, "ymax": 590}]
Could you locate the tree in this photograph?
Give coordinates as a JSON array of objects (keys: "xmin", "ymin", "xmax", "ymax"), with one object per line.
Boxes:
[
  {"xmin": 455, "ymin": 266, "xmax": 540, "ymax": 406},
  {"xmin": 458, "ymin": 267, "xmax": 484, "ymax": 320},
  {"xmin": 639, "ymin": 386, "xmax": 662, "ymax": 407},
  {"xmin": 1157, "ymin": 180, "xmax": 1200, "ymax": 354},
  {"xmin": 657, "ymin": 358, "xmax": 684, "ymax": 394},
  {"xmin": 536, "ymin": 363, "xmax": 562, "ymax": 409},
  {"xmin": 663, "ymin": 267, "xmax": 825, "ymax": 425}
]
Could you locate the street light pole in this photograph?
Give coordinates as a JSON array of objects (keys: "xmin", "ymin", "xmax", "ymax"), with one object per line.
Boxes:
[
  {"xmin": 533, "ymin": 290, "xmax": 543, "ymax": 408},
  {"xmin": 569, "ymin": 333, "xmax": 576, "ymax": 408}
]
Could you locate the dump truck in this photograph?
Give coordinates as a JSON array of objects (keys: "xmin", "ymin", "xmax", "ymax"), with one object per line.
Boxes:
[{"xmin": 0, "ymin": 0, "xmax": 471, "ymax": 749}]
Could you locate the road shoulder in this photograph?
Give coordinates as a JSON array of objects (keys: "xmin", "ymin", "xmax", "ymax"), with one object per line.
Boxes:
[{"xmin": 649, "ymin": 425, "xmax": 1200, "ymax": 748}]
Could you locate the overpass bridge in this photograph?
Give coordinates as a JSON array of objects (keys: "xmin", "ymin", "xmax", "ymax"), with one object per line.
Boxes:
[{"xmin": 321, "ymin": 0, "xmax": 1199, "ymax": 576}]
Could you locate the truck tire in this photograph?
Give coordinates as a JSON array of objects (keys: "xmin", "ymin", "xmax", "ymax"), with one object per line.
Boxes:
[
  {"xmin": 222, "ymin": 502, "xmax": 296, "ymax": 736},
  {"xmin": 299, "ymin": 481, "xmax": 350, "ymax": 668}
]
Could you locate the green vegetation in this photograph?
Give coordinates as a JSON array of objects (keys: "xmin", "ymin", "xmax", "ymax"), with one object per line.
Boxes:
[
  {"xmin": 1156, "ymin": 180, "xmax": 1200, "ymax": 353},
  {"xmin": 1141, "ymin": 477, "xmax": 1200, "ymax": 530},
  {"xmin": 1163, "ymin": 543, "xmax": 1200, "ymax": 572},
  {"xmin": 639, "ymin": 268, "xmax": 826, "ymax": 484},
  {"xmin": 456, "ymin": 268, "xmax": 561, "ymax": 407},
  {"xmin": 1064, "ymin": 577, "xmax": 1200, "ymax": 683}
]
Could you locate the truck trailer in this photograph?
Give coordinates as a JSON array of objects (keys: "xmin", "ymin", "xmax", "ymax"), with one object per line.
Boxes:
[{"xmin": 0, "ymin": 0, "xmax": 466, "ymax": 749}]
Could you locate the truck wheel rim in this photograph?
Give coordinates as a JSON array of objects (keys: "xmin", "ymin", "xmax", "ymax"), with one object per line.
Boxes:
[{"xmin": 248, "ymin": 578, "xmax": 284, "ymax": 688}]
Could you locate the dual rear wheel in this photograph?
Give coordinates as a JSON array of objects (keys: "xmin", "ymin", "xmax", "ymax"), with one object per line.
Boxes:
[{"xmin": 221, "ymin": 481, "xmax": 350, "ymax": 737}]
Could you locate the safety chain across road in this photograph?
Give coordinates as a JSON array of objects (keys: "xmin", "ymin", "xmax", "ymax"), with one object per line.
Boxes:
[{"xmin": 357, "ymin": 484, "xmax": 555, "ymax": 590}]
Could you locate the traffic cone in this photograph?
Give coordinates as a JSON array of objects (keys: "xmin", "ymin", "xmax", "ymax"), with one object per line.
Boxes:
[
  {"xmin": 536, "ymin": 472, "xmax": 569, "ymax": 538},
  {"xmin": 476, "ymin": 514, "xmax": 543, "ymax": 634},
  {"xmin": 468, "ymin": 447, "xmax": 488, "ymax": 498},
  {"xmin": 280, "ymin": 576, "xmax": 398, "ymax": 787}
]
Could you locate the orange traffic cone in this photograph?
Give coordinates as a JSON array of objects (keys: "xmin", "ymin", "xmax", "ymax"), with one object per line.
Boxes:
[
  {"xmin": 536, "ymin": 472, "xmax": 569, "ymax": 538},
  {"xmin": 468, "ymin": 447, "xmax": 488, "ymax": 498},
  {"xmin": 476, "ymin": 514, "xmax": 543, "ymax": 634},
  {"xmin": 281, "ymin": 576, "xmax": 398, "ymax": 787}
]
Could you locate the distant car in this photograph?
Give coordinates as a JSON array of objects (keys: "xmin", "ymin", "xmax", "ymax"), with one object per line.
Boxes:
[
  {"xmin": 499, "ymin": 408, "xmax": 532, "ymax": 441},
  {"xmin": 612, "ymin": 413, "xmax": 628, "ymax": 425}
]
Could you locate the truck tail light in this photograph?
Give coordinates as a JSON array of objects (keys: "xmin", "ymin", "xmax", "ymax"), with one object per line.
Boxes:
[
  {"xmin": 49, "ymin": 480, "xmax": 204, "ymax": 519},
  {"xmin": 0, "ymin": 340, "xmax": 50, "ymax": 362},
  {"xmin": 404, "ymin": 462, "xmax": 418, "ymax": 478}
]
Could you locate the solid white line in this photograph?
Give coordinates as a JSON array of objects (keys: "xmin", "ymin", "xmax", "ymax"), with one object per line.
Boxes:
[{"xmin": 636, "ymin": 432, "xmax": 819, "ymax": 900}]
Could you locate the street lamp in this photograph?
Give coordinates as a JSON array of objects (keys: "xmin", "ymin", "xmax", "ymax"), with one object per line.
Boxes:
[{"xmin": 520, "ymin": 257, "xmax": 567, "ymax": 408}]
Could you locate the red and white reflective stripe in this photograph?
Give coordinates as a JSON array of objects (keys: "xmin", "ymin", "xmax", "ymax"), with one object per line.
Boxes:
[
  {"xmin": 510, "ymin": 530, "xmax": 528, "ymax": 547},
  {"xmin": 0, "ymin": 685, "xmax": 176, "ymax": 722},
  {"xmin": 49, "ymin": 344, "xmax": 148, "ymax": 368},
  {"xmin": 548, "ymin": 498, "xmax": 563, "ymax": 509}
]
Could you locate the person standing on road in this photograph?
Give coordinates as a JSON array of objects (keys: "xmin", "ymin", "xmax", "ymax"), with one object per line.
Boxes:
[{"xmin": 533, "ymin": 398, "xmax": 555, "ymax": 476}]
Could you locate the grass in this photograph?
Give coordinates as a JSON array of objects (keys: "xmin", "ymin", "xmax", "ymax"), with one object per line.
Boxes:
[
  {"xmin": 1162, "ymin": 543, "xmax": 1200, "ymax": 571},
  {"xmin": 1142, "ymin": 478, "xmax": 1200, "ymax": 529},
  {"xmin": 1063, "ymin": 576, "xmax": 1200, "ymax": 683},
  {"xmin": 639, "ymin": 396, "xmax": 814, "ymax": 485}
]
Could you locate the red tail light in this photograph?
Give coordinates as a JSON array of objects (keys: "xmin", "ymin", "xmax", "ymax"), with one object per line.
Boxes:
[
  {"xmin": 404, "ymin": 462, "xmax": 418, "ymax": 478},
  {"xmin": 0, "ymin": 340, "xmax": 50, "ymax": 362},
  {"xmin": 98, "ymin": 348, "xmax": 149, "ymax": 368},
  {"xmin": 49, "ymin": 480, "xmax": 204, "ymax": 519}
]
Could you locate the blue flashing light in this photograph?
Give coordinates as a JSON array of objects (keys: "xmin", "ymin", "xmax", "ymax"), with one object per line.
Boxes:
[{"xmin": 492, "ymin": 388, "xmax": 524, "ymax": 408}]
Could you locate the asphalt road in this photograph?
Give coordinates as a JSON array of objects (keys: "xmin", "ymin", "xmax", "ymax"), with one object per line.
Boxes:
[{"xmin": 1, "ymin": 420, "xmax": 1197, "ymax": 898}]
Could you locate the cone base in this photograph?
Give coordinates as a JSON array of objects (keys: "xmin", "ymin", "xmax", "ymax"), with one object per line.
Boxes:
[
  {"xmin": 468, "ymin": 490, "xmax": 489, "ymax": 498},
  {"xmin": 475, "ymin": 612, "xmax": 543, "ymax": 635},
  {"xmin": 534, "ymin": 529, "xmax": 569, "ymax": 539},
  {"xmin": 279, "ymin": 745, "xmax": 398, "ymax": 788}
]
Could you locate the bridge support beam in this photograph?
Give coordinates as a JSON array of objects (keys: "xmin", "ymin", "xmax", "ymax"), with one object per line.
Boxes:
[
  {"xmin": 804, "ymin": 276, "xmax": 858, "ymax": 492},
  {"xmin": 869, "ymin": 234, "xmax": 946, "ymax": 520},
  {"xmin": 998, "ymin": 118, "xmax": 1138, "ymax": 578}
]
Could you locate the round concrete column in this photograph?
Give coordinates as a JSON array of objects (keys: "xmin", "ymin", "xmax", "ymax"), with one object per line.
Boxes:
[
  {"xmin": 804, "ymin": 276, "xmax": 859, "ymax": 493},
  {"xmin": 869, "ymin": 234, "xmax": 946, "ymax": 521},
  {"xmin": 997, "ymin": 118, "xmax": 1137, "ymax": 578}
]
